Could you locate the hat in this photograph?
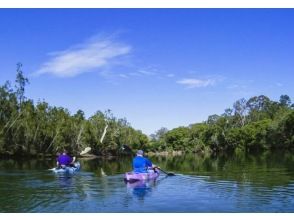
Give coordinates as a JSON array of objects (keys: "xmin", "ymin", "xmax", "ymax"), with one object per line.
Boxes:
[{"xmin": 137, "ymin": 150, "xmax": 144, "ymax": 155}]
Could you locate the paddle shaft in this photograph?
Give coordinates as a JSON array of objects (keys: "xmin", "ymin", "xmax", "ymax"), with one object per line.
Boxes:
[{"xmin": 157, "ymin": 167, "xmax": 175, "ymax": 176}]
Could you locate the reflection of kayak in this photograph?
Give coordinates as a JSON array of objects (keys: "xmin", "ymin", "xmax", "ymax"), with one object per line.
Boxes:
[
  {"xmin": 126, "ymin": 180, "xmax": 154, "ymax": 198},
  {"xmin": 51, "ymin": 162, "xmax": 81, "ymax": 174},
  {"xmin": 126, "ymin": 179, "xmax": 156, "ymax": 189},
  {"xmin": 124, "ymin": 169, "xmax": 160, "ymax": 182}
]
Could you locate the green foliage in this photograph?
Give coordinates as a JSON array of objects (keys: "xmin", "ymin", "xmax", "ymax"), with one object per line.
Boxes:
[
  {"xmin": 149, "ymin": 95, "xmax": 293, "ymax": 154},
  {"xmin": 0, "ymin": 65, "xmax": 293, "ymax": 157},
  {"xmin": 0, "ymin": 65, "xmax": 149, "ymax": 157},
  {"xmin": 15, "ymin": 63, "xmax": 29, "ymax": 107},
  {"xmin": 163, "ymin": 127, "xmax": 190, "ymax": 151},
  {"xmin": 267, "ymin": 111, "xmax": 294, "ymax": 149}
]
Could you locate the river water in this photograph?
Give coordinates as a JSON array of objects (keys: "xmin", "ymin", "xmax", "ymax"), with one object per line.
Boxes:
[{"xmin": 0, "ymin": 151, "xmax": 294, "ymax": 212}]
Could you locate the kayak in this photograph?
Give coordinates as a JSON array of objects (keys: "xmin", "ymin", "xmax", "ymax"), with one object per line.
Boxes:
[
  {"xmin": 51, "ymin": 162, "xmax": 81, "ymax": 174},
  {"xmin": 126, "ymin": 179, "xmax": 156, "ymax": 189},
  {"xmin": 124, "ymin": 169, "xmax": 160, "ymax": 182}
]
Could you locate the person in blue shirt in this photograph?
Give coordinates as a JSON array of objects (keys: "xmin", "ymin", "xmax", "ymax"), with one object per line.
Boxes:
[
  {"xmin": 133, "ymin": 150, "xmax": 154, "ymax": 173},
  {"xmin": 57, "ymin": 150, "xmax": 75, "ymax": 168}
]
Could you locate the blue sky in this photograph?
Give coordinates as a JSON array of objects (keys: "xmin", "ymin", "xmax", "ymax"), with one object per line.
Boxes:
[{"xmin": 0, "ymin": 9, "xmax": 293, "ymax": 135}]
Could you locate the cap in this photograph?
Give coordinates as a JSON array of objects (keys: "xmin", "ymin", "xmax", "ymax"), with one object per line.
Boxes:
[{"xmin": 137, "ymin": 150, "xmax": 144, "ymax": 155}]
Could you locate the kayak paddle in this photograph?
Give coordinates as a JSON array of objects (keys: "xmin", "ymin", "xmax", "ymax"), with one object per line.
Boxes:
[{"xmin": 157, "ymin": 167, "xmax": 175, "ymax": 176}]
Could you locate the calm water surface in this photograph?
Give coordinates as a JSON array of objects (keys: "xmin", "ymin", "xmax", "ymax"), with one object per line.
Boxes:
[{"xmin": 0, "ymin": 151, "xmax": 294, "ymax": 212}]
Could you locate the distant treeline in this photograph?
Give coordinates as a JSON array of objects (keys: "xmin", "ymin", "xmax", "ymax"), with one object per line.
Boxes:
[
  {"xmin": 148, "ymin": 94, "xmax": 294, "ymax": 154},
  {"xmin": 0, "ymin": 64, "xmax": 293, "ymax": 157},
  {"xmin": 0, "ymin": 64, "xmax": 148, "ymax": 157}
]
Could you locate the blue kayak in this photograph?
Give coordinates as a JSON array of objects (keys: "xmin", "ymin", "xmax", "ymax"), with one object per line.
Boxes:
[{"xmin": 51, "ymin": 162, "xmax": 81, "ymax": 174}]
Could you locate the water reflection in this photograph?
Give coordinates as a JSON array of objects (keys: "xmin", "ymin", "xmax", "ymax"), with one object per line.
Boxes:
[
  {"xmin": 56, "ymin": 175, "xmax": 74, "ymax": 188},
  {"xmin": 0, "ymin": 150, "xmax": 294, "ymax": 212},
  {"xmin": 126, "ymin": 180, "xmax": 155, "ymax": 200}
]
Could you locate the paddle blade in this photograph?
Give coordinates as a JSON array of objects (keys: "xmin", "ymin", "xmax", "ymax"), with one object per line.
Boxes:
[
  {"xmin": 80, "ymin": 147, "xmax": 91, "ymax": 155},
  {"xmin": 167, "ymin": 173, "xmax": 175, "ymax": 176}
]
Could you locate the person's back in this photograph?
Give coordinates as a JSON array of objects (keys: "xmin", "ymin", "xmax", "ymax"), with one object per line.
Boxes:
[
  {"xmin": 133, "ymin": 150, "xmax": 152, "ymax": 173},
  {"xmin": 57, "ymin": 150, "xmax": 73, "ymax": 167}
]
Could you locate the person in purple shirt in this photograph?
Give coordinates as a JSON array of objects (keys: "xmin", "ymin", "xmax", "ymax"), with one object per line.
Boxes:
[{"xmin": 57, "ymin": 150, "xmax": 75, "ymax": 168}]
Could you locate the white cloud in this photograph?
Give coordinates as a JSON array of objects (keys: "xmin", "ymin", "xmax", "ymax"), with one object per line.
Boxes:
[
  {"xmin": 166, "ymin": 74, "xmax": 175, "ymax": 78},
  {"xmin": 137, "ymin": 69, "xmax": 158, "ymax": 76},
  {"xmin": 118, "ymin": 74, "xmax": 128, "ymax": 78},
  {"xmin": 35, "ymin": 35, "xmax": 131, "ymax": 77},
  {"xmin": 176, "ymin": 78, "xmax": 215, "ymax": 88}
]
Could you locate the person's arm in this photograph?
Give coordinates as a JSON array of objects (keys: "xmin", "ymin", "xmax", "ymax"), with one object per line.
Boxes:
[
  {"xmin": 146, "ymin": 158, "xmax": 158, "ymax": 169},
  {"xmin": 145, "ymin": 158, "xmax": 153, "ymax": 168}
]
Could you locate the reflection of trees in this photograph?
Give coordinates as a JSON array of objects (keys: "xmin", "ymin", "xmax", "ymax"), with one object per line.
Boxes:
[
  {"xmin": 79, "ymin": 156, "xmax": 132, "ymax": 176},
  {"xmin": 149, "ymin": 151, "xmax": 294, "ymax": 188},
  {"xmin": 0, "ymin": 158, "xmax": 54, "ymax": 170},
  {"xmin": 1, "ymin": 150, "xmax": 294, "ymax": 212}
]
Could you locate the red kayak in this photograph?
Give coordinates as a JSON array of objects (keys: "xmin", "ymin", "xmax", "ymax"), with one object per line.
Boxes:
[{"xmin": 124, "ymin": 169, "xmax": 160, "ymax": 182}]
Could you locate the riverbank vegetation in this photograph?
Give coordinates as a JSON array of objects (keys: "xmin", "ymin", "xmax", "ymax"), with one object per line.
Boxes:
[
  {"xmin": 0, "ymin": 64, "xmax": 148, "ymax": 157},
  {"xmin": 0, "ymin": 64, "xmax": 293, "ymax": 157},
  {"xmin": 147, "ymin": 94, "xmax": 294, "ymax": 155}
]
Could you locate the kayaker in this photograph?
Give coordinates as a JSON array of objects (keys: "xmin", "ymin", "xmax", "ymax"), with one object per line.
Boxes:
[
  {"xmin": 133, "ymin": 150, "xmax": 155, "ymax": 173},
  {"xmin": 57, "ymin": 150, "xmax": 76, "ymax": 168}
]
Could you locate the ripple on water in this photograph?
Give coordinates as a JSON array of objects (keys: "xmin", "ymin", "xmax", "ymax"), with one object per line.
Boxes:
[{"xmin": 1, "ymin": 156, "xmax": 294, "ymax": 213}]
